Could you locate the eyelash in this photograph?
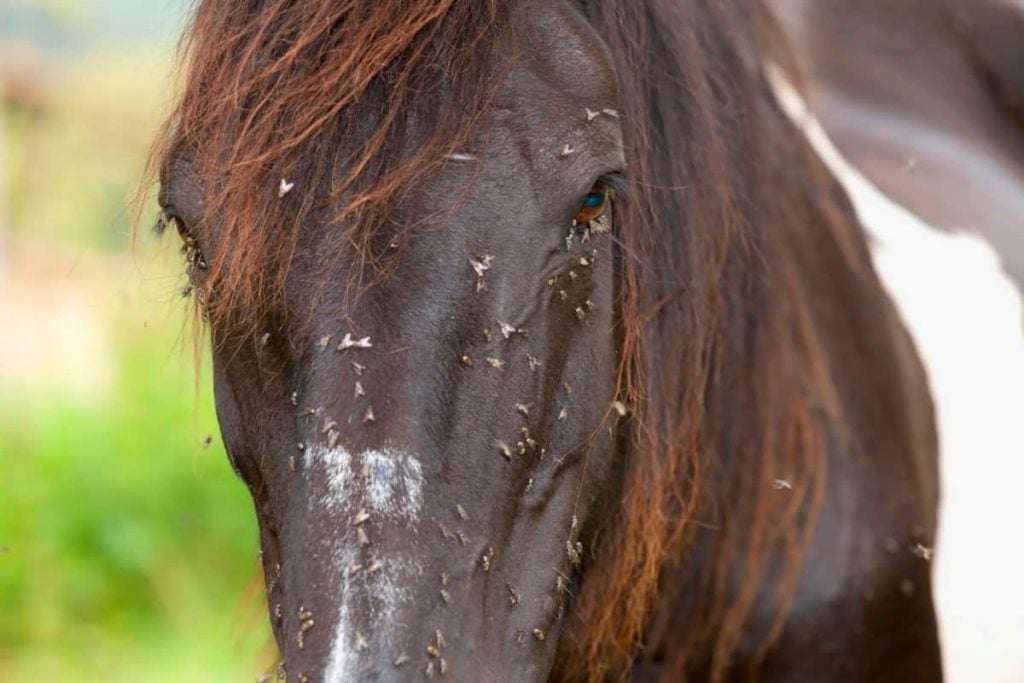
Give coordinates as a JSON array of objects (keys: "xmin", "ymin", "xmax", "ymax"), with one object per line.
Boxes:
[{"xmin": 158, "ymin": 211, "xmax": 208, "ymax": 273}]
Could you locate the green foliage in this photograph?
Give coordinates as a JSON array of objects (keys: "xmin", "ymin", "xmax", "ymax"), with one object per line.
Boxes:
[{"xmin": 0, "ymin": 38, "xmax": 274, "ymax": 683}]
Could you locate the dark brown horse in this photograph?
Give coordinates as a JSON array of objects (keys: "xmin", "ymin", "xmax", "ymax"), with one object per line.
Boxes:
[{"xmin": 152, "ymin": 1, "xmax": 941, "ymax": 680}]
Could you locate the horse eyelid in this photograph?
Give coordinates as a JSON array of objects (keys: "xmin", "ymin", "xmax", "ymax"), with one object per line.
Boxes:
[{"xmin": 598, "ymin": 172, "xmax": 628, "ymax": 197}]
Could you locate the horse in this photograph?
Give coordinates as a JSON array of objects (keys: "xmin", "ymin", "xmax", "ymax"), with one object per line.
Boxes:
[
  {"xmin": 771, "ymin": 2, "xmax": 1024, "ymax": 680},
  {"xmin": 151, "ymin": 1, "xmax": 943, "ymax": 680}
]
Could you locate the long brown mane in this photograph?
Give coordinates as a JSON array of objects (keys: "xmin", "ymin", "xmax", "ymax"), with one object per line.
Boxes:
[
  {"xmin": 150, "ymin": 0, "xmax": 509, "ymax": 328},
  {"xmin": 151, "ymin": 1, "xmax": 882, "ymax": 680}
]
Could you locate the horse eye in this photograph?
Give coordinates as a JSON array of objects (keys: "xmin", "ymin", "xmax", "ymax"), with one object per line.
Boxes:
[
  {"xmin": 166, "ymin": 215, "xmax": 208, "ymax": 271},
  {"xmin": 574, "ymin": 183, "xmax": 611, "ymax": 223}
]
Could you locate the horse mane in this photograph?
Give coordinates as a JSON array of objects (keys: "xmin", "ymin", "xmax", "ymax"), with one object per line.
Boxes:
[
  {"xmin": 149, "ymin": 0, "xmax": 507, "ymax": 330},
  {"xmin": 151, "ymin": 1, "xmax": 880, "ymax": 680},
  {"xmin": 561, "ymin": 2, "xmax": 875, "ymax": 680}
]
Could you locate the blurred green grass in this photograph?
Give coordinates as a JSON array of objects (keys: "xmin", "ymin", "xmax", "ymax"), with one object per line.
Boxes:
[{"xmin": 0, "ymin": 22, "xmax": 274, "ymax": 683}]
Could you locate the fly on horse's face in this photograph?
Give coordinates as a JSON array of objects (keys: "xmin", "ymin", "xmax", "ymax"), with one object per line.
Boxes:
[{"xmin": 163, "ymin": 2, "xmax": 625, "ymax": 680}]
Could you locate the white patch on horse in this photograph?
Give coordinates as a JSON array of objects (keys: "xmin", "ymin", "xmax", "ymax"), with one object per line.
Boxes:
[
  {"xmin": 304, "ymin": 445, "xmax": 424, "ymax": 682},
  {"xmin": 769, "ymin": 65, "xmax": 1024, "ymax": 683}
]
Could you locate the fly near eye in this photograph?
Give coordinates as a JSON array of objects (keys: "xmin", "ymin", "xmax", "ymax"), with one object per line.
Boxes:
[{"xmin": 575, "ymin": 184, "xmax": 610, "ymax": 223}]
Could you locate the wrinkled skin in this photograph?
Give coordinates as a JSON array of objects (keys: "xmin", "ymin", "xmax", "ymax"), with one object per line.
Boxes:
[{"xmin": 162, "ymin": 2, "xmax": 625, "ymax": 680}]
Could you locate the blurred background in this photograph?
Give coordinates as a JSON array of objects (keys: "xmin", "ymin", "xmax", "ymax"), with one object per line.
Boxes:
[{"xmin": 0, "ymin": 1, "xmax": 273, "ymax": 680}]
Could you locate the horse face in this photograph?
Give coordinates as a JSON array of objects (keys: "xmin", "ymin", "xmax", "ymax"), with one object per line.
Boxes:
[{"xmin": 162, "ymin": 2, "xmax": 624, "ymax": 679}]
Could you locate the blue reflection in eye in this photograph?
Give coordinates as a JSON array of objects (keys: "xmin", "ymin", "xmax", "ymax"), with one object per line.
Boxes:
[{"xmin": 582, "ymin": 191, "xmax": 605, "ymax": 208}]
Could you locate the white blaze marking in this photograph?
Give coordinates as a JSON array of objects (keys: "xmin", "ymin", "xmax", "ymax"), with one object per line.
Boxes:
[
  {"xmin": 769, "ymin": 65, "xmax": 1024, "ymax": 683},
  {"xmin": 304, "ymin": 445, "xmax": 424, "ymax": 682}
]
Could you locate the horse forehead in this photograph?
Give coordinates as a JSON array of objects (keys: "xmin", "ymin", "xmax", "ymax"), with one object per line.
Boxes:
[{"xmin": 509, "ymin": 0, "xmax": 618, "ymax": 106}]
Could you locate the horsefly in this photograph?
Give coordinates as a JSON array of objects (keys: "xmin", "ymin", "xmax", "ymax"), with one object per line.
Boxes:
[
  {"xmin": 316, "ymin": 335, "xmax": 332, "ymax": 350},
  {"xmin": 485, "ymin": 357, "xmax": 506, "ymax": 370},
  {"xmin": 337, "ymin": 333, "xmax": 373, "ymax": 351},
  {"xmin": 351, "ymin": 361, "xmax": 366, "ymax": 375},
  {"xmin": 508, "ymin": 584, "xmax": 521, "ymax": 609},
  {"xmin": 527, "ymin": 354, "xmax": 542, "ymax": 371},
  {"xmin": 470, "ymin": 255, "xmax": 494, "ymax": 278},
  {"xmin": 393, "ymin": 654, "xmax": 410, "ymax": 668},
  {"xmin": 355, "ymin": 631, "xmax": 369, "ymax": 651},
  {"xmin": 351, "ymin": 509, "xmax": 370, "ymax": 526},
  {"xmin": 498, "ymin": 320, "xmax": 517, "ymax": 339},
  {"xmin": 559, "ymin": 144, "xmax": 575, "ymax": 157},
  {"xmin": 566, "ymin": 540, "xmax": 583, "ymax": 566},
  {"xmin": 558, "ymin": 407, "xmax": 568, "ymax": 421},
  {"xmin": 515, "ymin": 402, "xmax": 530, "ymax": 417},
  {"xmin": 912, "ymin": 543, "xmax": 933, "ymax": 561},
  {"xmin": 357, "ymin": 527, "xmax": 370, "ymax": 546},
  {"xmin": 585, "ymin": 107, "xmax": 600, "ymax": 122},
  {"xmin": 363, "ymin": 407, "xmax": 376, "ymax": 423},
  {"xmin": 278, "ymin": 178, "xmax": 295, "ymax": 197},
  {"xmin": 602, "ymin": 108, "xmax": 619, "ymax": 118},
  {"xmin": 455, "ymin": 504, "xmax": 469, "ymax": 520},
  {"xmin": 296, "ymin": 606, "xmax": 314, "ymax": 649},
  {"xmin": 481, "ymin": 546, "xmax": 495, "ymax": 571},
  {"xmin": 590, "ymin": 214, "xmax": 611, "ymax": 234},
  {"xmin": 354, "ymin": 381, "xmax": 366, "ymax": 398},
  {"xmin": 773, "ymin": 479, "xmax": 793, "ymax": 491},
  {"xmin": 495, "ymin": 440, "xmax": 513, "ymax": 461}
]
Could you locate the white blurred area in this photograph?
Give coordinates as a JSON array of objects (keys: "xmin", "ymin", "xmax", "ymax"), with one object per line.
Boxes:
[{"xmin": 770, "ymin": 69, "xmax": 1024, "ymax": 683}]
